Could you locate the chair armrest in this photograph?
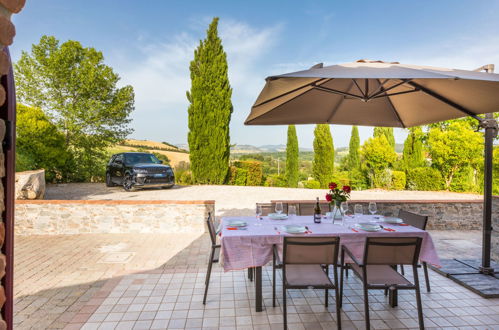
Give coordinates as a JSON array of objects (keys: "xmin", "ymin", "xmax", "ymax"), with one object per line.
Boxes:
[
  {"xmin": 213, "ymin": 244, "xmax": 221, "ymax": 248},
  {"xmin": 341, "ymin": 245, "xmax": 363, "ymax": 266}
]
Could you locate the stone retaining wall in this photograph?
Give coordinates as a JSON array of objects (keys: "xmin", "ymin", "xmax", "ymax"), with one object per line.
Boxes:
[
  {"xmin": 15, "ymin": 200, "xmax": 215, "ymax": 235},
  {"xmin": 272, "ymin": 199, "xmax": 497, "ymax": 231}
]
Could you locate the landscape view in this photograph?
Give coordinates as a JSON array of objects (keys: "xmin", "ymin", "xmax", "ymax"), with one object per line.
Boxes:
[{"xmin": 2, "ymin": 1, "xmax": 499, "ymax": 330}]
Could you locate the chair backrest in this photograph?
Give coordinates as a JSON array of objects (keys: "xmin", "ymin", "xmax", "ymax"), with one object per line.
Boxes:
[
  {"xmin": 256, "ymin": 202, "xmax": 288, "ymax": 216},
  {"xmin": 363, "ymin": 237, "xmax": 422, "ymax": 265},
  {"xmin": 298, "ymin": 202, "xmax": 330, "ymax": 215},
  {"xmin": 398, "ymin": 210, "xmax": 428, "ymax": 230},
  {"xmin": 283, "ymin": 236, "xmax": 340, "ymax": 265},
  {"xmin": 206, "ymin": 212, "xmax": 217, "ymax": 245}
]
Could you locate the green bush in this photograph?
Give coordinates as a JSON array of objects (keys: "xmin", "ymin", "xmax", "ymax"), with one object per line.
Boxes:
[
  {"xmin": 450, "ymin": 166, "xmax": 475, "ymax": 192},
  {"xmin": 232, "ymin": 160, "xmax": 263, "ymax": 186},
  {"xmin": 303, "ymin": 180, "xmax": 321, "ymax": 189},
  {"xmin": 264, "ymin": 174, "xmax": 287, "ymax": 187},
  {"xmin": 178, "ymin": 171, "xmax": 192, "ymax": 185},
  {"xmin": 406, "ymin": 167, "xmax": 444, "ymax": 191},
  {"xmin": 234, "ymin": 168, "xmax": 248, "ymax": 186},
  {"xmin": 152, "ymin": 152, "xmax": 170, "ymax": 164},
  {"xmin": 391, "ymin": 171, "xmax": 406, "ymax": 190},
  {"xmin": 330, "ymin": 171, "xmax": 350, "ymax": 187}
]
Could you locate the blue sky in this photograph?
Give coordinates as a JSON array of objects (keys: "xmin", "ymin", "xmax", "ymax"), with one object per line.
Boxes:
[{"xmin": 10, "ymin": 0, "xmax": 499, "ymax": 148}]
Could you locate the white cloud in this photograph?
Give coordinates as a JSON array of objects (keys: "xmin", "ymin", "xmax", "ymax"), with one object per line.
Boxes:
[{"xmin": 115, "ymin": 20, "xmax": 281, "ymax": 144}]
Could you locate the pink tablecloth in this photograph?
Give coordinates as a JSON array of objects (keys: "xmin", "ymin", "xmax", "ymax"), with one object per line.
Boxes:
[{"xmin": 220, "ymin": 215, "xmax": 441, "ymax": 272}]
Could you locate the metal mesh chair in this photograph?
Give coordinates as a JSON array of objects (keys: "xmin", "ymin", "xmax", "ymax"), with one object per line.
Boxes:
[
  {"xmin": 398, "ymin": 210, "xmax": 431, "ymax": 292},
  {"xmin": 275, "ymin": 236, "xmax": 341, "ymax": 329},
  {"xmin": 203, "ymin": 213, "xmax": 220, "ymax": 304},
  {"xmin": 340, "ymin": 237, "xmax": 424, "ymax": 330},
  {"xmin": 297, "ymin": 202, "xmax": 331, "ymax": 215}
]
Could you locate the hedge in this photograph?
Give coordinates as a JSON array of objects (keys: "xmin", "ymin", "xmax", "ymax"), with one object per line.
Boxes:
[
  {"xmin": 406, "ymin": 167, "xmax": 443, "ymax": 191},
  {"xmin": 264, "ymin": 174, "xmax": 287, "ymax": 187},
  {"xmin": 303, "ymin": 180, "xmax": 321, "ymax": 189},
  {"xmin": 232, "ymin": 160, "xmax": 263, "ymax": 186},
  {"xmin": 391, "ymin": 170, "xmax": 406, "ymax": 190}
]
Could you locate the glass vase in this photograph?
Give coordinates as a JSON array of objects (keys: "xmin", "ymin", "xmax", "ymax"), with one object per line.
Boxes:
[{"xmin": 332, "ymin": 200, "xmax": 343, "ymax": 221}]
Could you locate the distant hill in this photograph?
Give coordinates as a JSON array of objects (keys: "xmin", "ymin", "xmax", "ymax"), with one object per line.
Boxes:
[{"xmin": 110, "ymin": 139, "xmax": 189, "ymax": 168}]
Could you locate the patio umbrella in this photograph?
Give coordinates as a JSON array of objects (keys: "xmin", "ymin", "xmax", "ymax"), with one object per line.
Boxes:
[{"xmin": 245, "ymin": 60, "xmax": 499, "ymax": 275}]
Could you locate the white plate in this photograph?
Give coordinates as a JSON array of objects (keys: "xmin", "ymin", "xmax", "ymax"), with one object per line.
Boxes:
[
  {"xmin": 227, "ymin": 220, "xmax": 247, "ymax": 227},
  {"xmin": 355, "ymin": 223, "xmax": 382, "ymax": 232},
  {"xmin": 282, "ymin": 225, "xmax": 307, "ymax": 234},
  {"xmin": 269, "ymin": 213, "xmax": 288, "ymax": 220},
  {"xmin": 383, "ymin": 217, "xmax": 404, "ymax": 224}
]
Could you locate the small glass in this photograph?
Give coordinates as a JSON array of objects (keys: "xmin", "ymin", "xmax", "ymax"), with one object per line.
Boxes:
[
  {"xmin": 368, "ymin": 202, "xmax": 377, "ymax": 222},
  {"xmin": 339, "ymin": 202, "xmax": 349, "ymax": 226},
  {"xmin": 255, "ymin": 205, "xmax": 263, "ymax": 226},
  {"xmin": 275, "ymin": 202, "xmax": 283, "ymax": 215},
  {"xmin": 288, "ymin": 205, "xmax": 297, "ymax": 218},
  {"xmin": 354, "ymin": 204, "xmax": 363, "ymax": 217}
]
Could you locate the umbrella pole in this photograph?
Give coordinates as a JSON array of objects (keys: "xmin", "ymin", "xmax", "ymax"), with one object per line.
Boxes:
[{"xmin": 479, "ymin": 114, "xmax": 498, "ymax": 275}]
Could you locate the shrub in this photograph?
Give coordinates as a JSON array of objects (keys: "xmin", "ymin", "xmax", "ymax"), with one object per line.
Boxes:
[
  {"xmin": 406, "ymin": 167, "xmax": 444, "ymax": 191},
  {"xmin": 391, "ymin": 171, "xmax": 406, "ymax": 190},
  {"xmin": 232, "ymin": 160, "xmax": 263, "ymax": 186},
  {"xmin": 178, "ymin": 171, "xmax": 192, "ymax": 185},
  {"xmin": 264, "ymin": 174, "xmax": 287, "ymax": 187},
  {"xmin": 450, "ymin": 166, "xmax": 475, "ymax": 192},
  {"xmin": 152, "ymin": 152, "xmax": 170, "ymax": 164},
  {"xmin": 303, "ymin": 180, "xmax": 321, "ymax": 189},
  {"xmin": 233, "ymin": 168, "xmax": 248, "ymax": 186}
]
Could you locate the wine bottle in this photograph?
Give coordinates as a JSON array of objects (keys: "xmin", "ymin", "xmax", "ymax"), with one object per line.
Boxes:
[{"xmin": 314, "ymin": 197, "xmax": 322, "ymax": 223}]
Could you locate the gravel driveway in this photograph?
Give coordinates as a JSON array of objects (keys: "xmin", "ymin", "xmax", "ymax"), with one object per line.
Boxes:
[{"xmin": 46, "ymin": 183, "xmax": 482, "ymax": 217}]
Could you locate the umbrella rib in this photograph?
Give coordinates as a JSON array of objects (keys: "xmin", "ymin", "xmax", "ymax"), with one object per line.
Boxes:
[
  {"xmin": 351, "ymin": 79, "xmax": 364, "ymax": 96},
  {"xmin": 253, "ymin": 78, "xmax": 328, "ymax": 108},
  {"xmin": 368, "ymin": 79, "xmax": 412, "ymax": 99},
  {"xmin": 407, "ymin": 81, "xmax": 482, "ymax": 120},
  {"xmin": 326, "ymin": 81, "xmax": 354, "ymax": 123},
  {"xmin": 377, "ymin": 79, "xmax": 406, "ymax": 128},
  {"xmin": 372, "ymin": 89, "xmax": 419, "ymax": 98},
  {"xmin": 312, "ymin": 84, "xmax": 365, "ymax": 100}
]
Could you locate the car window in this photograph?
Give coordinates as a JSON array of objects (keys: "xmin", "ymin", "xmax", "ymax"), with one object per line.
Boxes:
[
  {"xmin": 115, "ymin": 154, "xmax": 124, "ymax": 163},
  {"xmin": 124, "ymin": 154, "xmax": 161, "ymax": 165},
  {"xmin": 108, "ymin": 155, "xmax": 117, "ymax": 165}
]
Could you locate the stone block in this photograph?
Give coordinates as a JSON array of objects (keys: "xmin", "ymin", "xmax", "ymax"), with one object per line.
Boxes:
[
  {"xmin": 0, "ymin": 222, "xmax": 4, "ymax": 246},
  {"xmin": 0, "ymin": 254, "xmax": 5, "ymax": 279},
  {"xmin": 0, "ymin": 285, "xmax": 5, "ymax": 308},
  {"xmin": 0, "ymin": 51, "xmax": 8, "ymax": 75},
  {"xmin": 0, "ymin": 85, "xmax": 5, "ymax": 106},
  {"xmin": 0, "ymin": 16, "xmax": 15, "ymax": 47},
  {"xmin": 15, "ymin": 169, "xmax": 45, "ymax": 200},
  {"xmin": 0, "ymin": 0, "xmax": 26, "ymax": 13}
]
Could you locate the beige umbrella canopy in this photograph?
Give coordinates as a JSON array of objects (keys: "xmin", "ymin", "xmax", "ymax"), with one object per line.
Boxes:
[{"xmin": 245, "ymin": 60, "xmax": 499, "ymax": 127}]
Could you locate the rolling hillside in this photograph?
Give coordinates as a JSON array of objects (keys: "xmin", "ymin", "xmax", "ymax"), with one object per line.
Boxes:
[{"xmin": 109, "ymin": 140, "xmax": 189, "ymax": 168}]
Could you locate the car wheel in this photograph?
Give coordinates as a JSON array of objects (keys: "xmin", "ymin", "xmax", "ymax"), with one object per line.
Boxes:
[
  {"xmin": 123, "ymin": 173, "xmax": 135, "ymax": 191},
  {"xmin": 106, "ymin": 172, "xmax": 115, "ymax": 187}
]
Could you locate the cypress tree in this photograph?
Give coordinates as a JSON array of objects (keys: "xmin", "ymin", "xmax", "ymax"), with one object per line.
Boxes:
[
  {"xmin": 374, "ymin": 127, "xmax": 395, "ymax": 150},
  {"xmin": 402, "ymin": 127, "xmax": 425, "ymax": 169},
  {"xmin": 347, "ymin": 126, "xmax": 360, "ymax": 170},
  {"xmin": 312, "ymin": 124, "xmax": 335, "ymax": 188},
  {"xmin": 285, "ymin": 125, "xmax": 299, "ymax": 187},
  {"xmin": 187, "ymin": 18, "xmax": 233, "ymax": 184}
]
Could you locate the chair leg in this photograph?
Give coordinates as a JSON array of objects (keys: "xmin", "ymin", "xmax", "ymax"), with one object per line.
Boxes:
[
  {"xmin": 400, "ymin": 264, "xmax": 405, "ymax": 275},
  {"xmin": 339, "ymin": 260, "xmax": 344, "ymax": 309},
  {"xmin": 384, "ymin": 287, "xmax": 388, "ymax": 296},
  {"xmin": 203, "ymin": 247, "xmax": 215, "ymax": 305},
  {"xmin": 423, "ymin": 262, "xmax": 431, "ymax": 292},
  {"xmin": 283, "ymin": 284, "xmax": 287, "ymax": 330},
  {"xmin": 413, "ymin": 265, "xmax": 425, "ymax": 330},
  {"xmin": 333, "ymin": 265, "xmax": 341, "ymax": 329},
  {"xmin": 362, "ymin": 270, "xmax": 370, "ymax": 330},
  {"xmin": 248, "ymin": 267, "xmax": 253, "ymax": 281},
  {"xmin": 325, "ymin": 266, "xmax": 329, "ymax": 307},
  {"xmin": 273, "ymin": 252, "xmax": 276, "ymax": 307}
]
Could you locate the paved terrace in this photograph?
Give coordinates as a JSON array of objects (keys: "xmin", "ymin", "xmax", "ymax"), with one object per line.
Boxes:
[{"xmin": 14, "ymin": 230, "xmax": 499, "ymax": 330}]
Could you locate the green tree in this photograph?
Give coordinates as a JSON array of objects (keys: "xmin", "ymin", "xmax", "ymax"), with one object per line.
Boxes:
[
  {"xmin": 402, "ymin": 127, "xmax": 425, "ymax": 169},
  {"xmin": 361, "ymin": 135, "xmax": 397, "ymax": 188},
  {"xmin": 493, "ymin": 146, "xmax": 499, "ymax": 195},
  {"xmin": 346, "ymin": 126, "xmax": 360, "ymax": 170},
  {"xmin": 312, "ymin": 124, "xmax": 335, "ymax": 188},
  {"xmin": 374, "ymin": 127, "xmax": 395, "ymax": 149},
  {"xmin": 16, "ymin": 104, "xmax": 73, "ymax": 182},
  {"xmin": 15, "ymin": 35, "xmax": 134, "ymax": 181},
  {"xmin": 187, "ymin": 17, "xmax": 233, "ymax": 184},
  {"xmin": 285, "ymin": 125, "xmax": 299, "ymax": 187},
  {"xmin": 426, "ymin": 121, "xmax": 483, "ymax": 190}
]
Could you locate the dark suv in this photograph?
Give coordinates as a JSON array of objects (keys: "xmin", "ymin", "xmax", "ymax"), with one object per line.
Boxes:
[{"xmin": 106, "ymin": 152, "xmax": 175, "ymax": 191}]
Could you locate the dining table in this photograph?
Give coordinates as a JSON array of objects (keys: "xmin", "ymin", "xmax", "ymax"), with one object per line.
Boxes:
[{"xmin": 219, "ymin": 214, "xmax": 441, "ymax": 312}]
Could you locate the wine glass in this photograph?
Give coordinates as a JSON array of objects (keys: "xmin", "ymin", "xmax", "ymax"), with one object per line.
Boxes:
[
  {"xmin": 368, "ymin": 202, "xmax": 377, "ymax": 215},
  {"xmin": 288, "ymin": 205, "xmax": 296, "ymax": 218},
  {"xmin": 256, "ymin": 205, "xmax": 263, "ymax": 218},
  {"xmin": 275, "ymin": 202, "xmax": 283, "ymax": 215},
  {"xmin": 340, "ymin": 202, "xmax": 349, "ymax": 226},
  {"xmin": 354, "ymin": 204, "xmax": 363, "ymax": 217}
]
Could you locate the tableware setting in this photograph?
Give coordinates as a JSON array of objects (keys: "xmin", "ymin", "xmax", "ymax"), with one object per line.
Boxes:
[
  {"xmin": 281, "ymin": 225, "xmax": 308, "ymax": 234},
  {"xmin": 268, "ymin": 213, "xmax": 288, "ymax": 220},
  {"xmin": 383, "ymin": 217, "xmax": 404, "ymax": 224},
  {"xmin": 354, "ymin": 222, "xmax": 382, "ymax": 232},
  {"xmin": 226, "ymin": 220, "xmax": 248, "ymax": 230}
]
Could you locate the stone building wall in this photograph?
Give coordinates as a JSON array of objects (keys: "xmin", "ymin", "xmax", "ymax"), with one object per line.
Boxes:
[
  {"xmin": 1, "ymin": 1, "xmax": 26, "ymax": 328},
  {"xmin": 15, "ymin": 200, "xmax": 215, "ymax": 235}
]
